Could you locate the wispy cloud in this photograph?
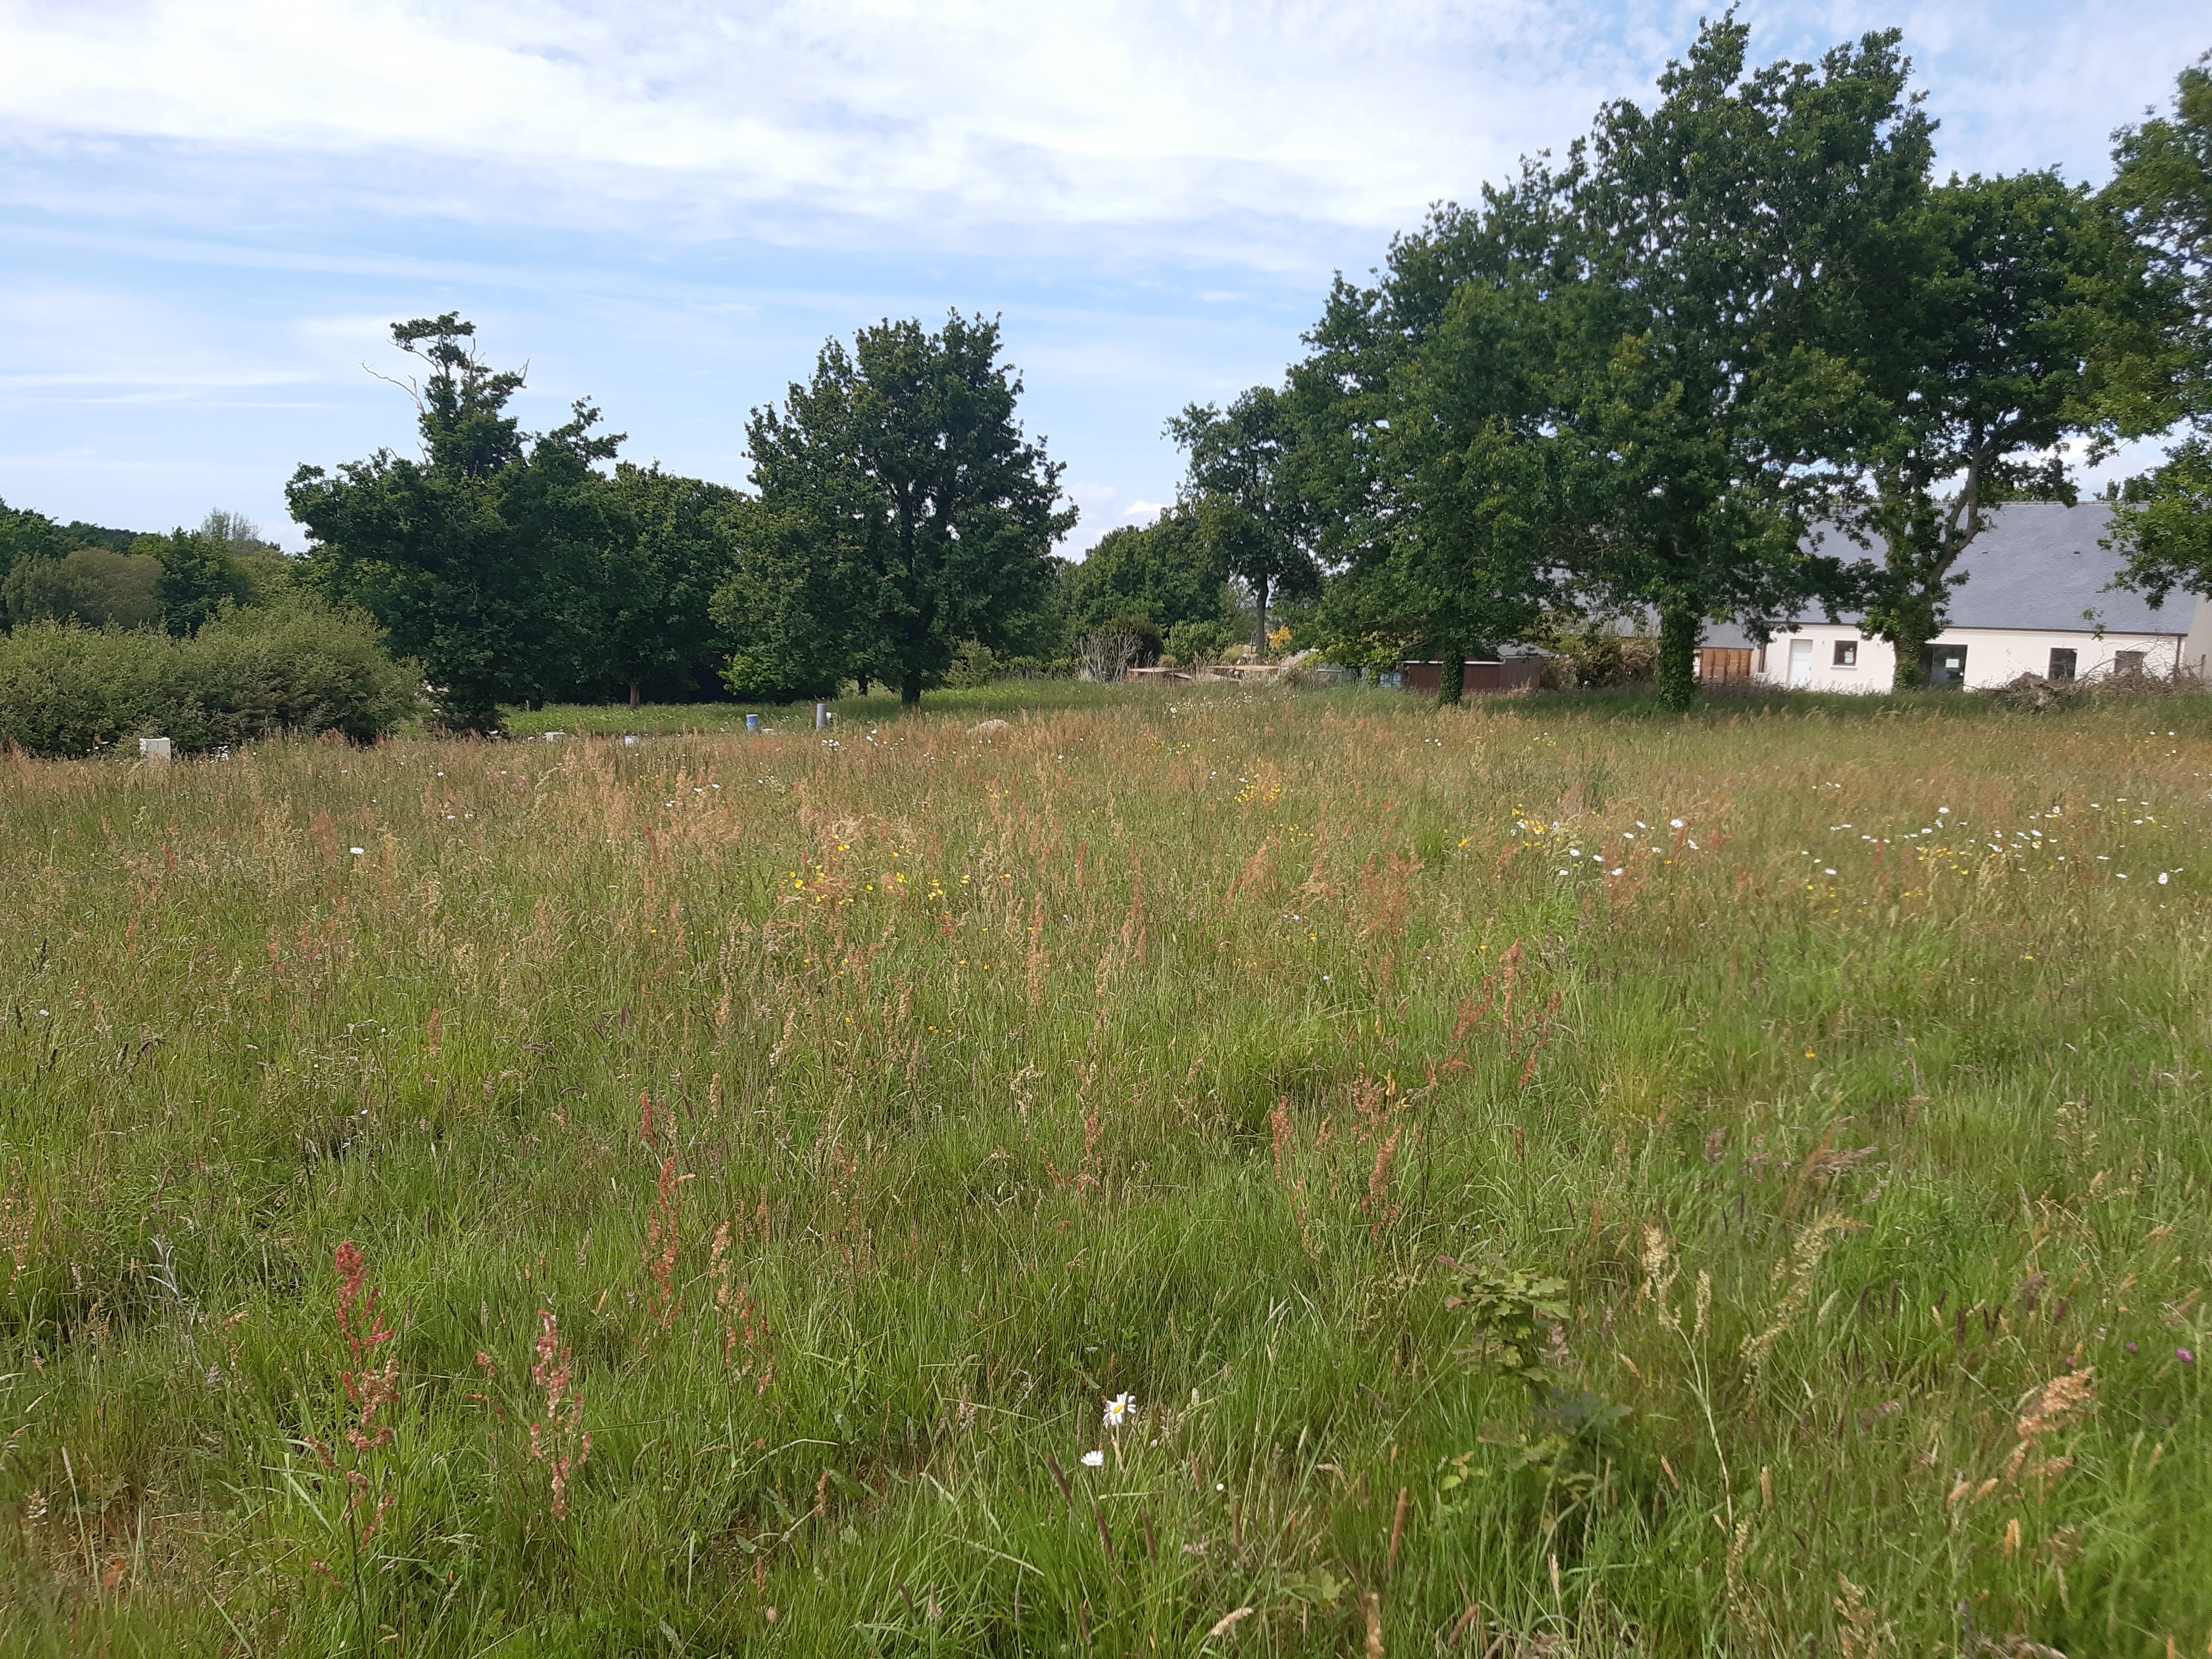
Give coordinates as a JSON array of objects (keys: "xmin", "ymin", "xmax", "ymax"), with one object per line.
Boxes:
[
  {"xmin": 7, "ymin": 2, "xmax": 2197, "ymax": 245},
  {"xmin": 0, "ymin": 1, "xmax": 1628, "ymax": 245},
  {"xmin": 0, "ymin": 1, "xmax": 2202, "ymax": 540}
]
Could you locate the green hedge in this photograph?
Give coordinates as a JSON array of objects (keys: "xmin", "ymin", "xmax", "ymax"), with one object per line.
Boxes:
[{"xmin": 0, "ymin": 600, "xmax": 421, "ymax": 757}]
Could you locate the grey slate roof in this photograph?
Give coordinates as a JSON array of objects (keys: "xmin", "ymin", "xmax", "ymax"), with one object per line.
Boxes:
[{"xmin": 1703, "ymin": 504, "xmax": 2189, "ymax": 645}]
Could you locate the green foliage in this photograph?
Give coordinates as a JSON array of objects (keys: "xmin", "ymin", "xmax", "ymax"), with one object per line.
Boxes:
[
  {"xmin": 1, "ymin": 546, "xmax": 165, "ymax": 630},
  {"xmin": 0, "ymin": 498, "xmax": 69, "ymax": 590},
  {"xmin": 1096, "ymin": 612, "xmax": 1164, "ymax": 664},
  {"xmin": 1846, "ymin": 171, "xmax": 2176, "ymax": 685},
  {"xmin": 709, "ymin": 501, "xmax": 853, "ymax": 702},
  {"xmin": 197, "ymin": 509, "xmax": 300, "ymax": 611},
  {"xmin": 0, "ymin": 500, "xmax": 148, "ymax": 593},
  {"xmin": 53, "ymin": 518, "xmax": 147, "ymax": 555},
  {"xmin": 2109, "ymin": 51, "xmax": 2212, "ymax": 416},
  {"xmin": 595, "ymin": 463, "xmax": 741, "ymax": 704},
  {"xmin": 1162, "ymin": 617, "xmax": 1233, "ymax": 667},
  {"xmin": 0, "ymin": 597, "xmax": 420, "ymax": 757},
  {"xmin": 2107, "ymin": 55, "xmax": 2212, "ymax": 606},
  {"xmin": 1296, "ymin": 186, "xmax": 1570, "ymax": 700},
  {"xmin": 2109, "ymin": 436, "xmax": 2212, "ymax": 607},
  {"xmin": 289, "ymin": 314, "xmax": 624, "ymax": 733},
  {"xmin": 1560, "ymin": 20, "xmax": 1932, "ymax": 709},
  {"xmin": 1, "ymin": 504, "xmax": 299, "ymax": 641},
  {"xmin": 1063, "ymin": 509, "xmax": 1230, "ymax": 639},
  {"xmin": 995, "ymin": 553, "xmax": 1077, "ymax": 664},
  {"xmin": 1446, "ymin": 1265, "xmax": 1570, "ymax": 1386},
  {"xmin": 146, "ymin": 528, "xmax": 255, "ymax": 635},
  {"xmin": 735, "ymin": 313, "xmax": 1075, "ymax": 708},
  {"xmin": 942, "ymin": 638, "xmax": 1005, "ymax": 688},
  {"xmin": 1167, "ymin": 387, "xmax": 1318, "ymax": 656},
  {"xmin": 1522, "ymin": 612, "xmax": 1659, "ymax": 689}
]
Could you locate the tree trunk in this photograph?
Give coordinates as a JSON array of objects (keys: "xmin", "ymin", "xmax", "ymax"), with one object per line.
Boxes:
[
  {"xmin": 1656, "ymin": 605, "xmax": 1699, "ymax": 712},
  {"xmin": 1887, "ymin": 607, "xmax": 1936, "ymax": 690},
  {"xmin": 1439, "ymin": 650, "xmax": 1466, "ymax": 707},
  {"xmin": 901, "ymin": 667, "xmax": 923, "ymax": 709},
  {"xmin": 1252, "ymin": 575, "xmax": 1271, "ymax": 658},
  {"xmin": 628, "ymin": 681, "xmax": 640, "ymax": 711}
]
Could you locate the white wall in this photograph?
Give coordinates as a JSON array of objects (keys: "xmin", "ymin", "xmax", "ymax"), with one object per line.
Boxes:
[
  {"xmin": 2185, "ymin": 598, "xmax": 2212, "ymax": 682},
  {"xmin": 1748, "ymin": 625, "xmax": 2194, "ymax": 692}
]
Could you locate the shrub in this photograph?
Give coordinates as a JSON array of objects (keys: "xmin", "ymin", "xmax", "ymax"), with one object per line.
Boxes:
[
  {"xmin": 0, "ymin": 599, "xmax": 421, "ymax": 757},
  {"xmin": 1527, "ymin": 613, "xmax": 1659, "ymax": 689},
  {"xmin": 1, "ymin": 547, "xmax": 165, "ymax": 630},
  {"xmin": 1098, "ymin": 612, "xmax": 1164, "ymax": 665},
  {"xmin": 1163, "ymin": 618, "xmax": 1233, "ymax": 666},
  {"xmin": 1075, "ymin": 630, "xmax": 1142, "ymax": 682},
  {"xmin": 944, "ymin": 639, "xmax": 1003, "ymax": 688}
]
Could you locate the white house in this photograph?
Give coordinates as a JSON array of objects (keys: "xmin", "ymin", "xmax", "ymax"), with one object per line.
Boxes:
[{"xmin": 1698, "ymin": 504, "xmax": 2212, "ymax": 692}]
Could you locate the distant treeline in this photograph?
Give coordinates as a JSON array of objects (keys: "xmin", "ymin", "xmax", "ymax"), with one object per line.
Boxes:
[{"xmin": 8, "ymin": 23, "xmax": 2209, "ymax": 728}]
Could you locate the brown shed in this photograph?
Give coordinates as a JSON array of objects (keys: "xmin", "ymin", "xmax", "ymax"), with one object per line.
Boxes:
[{"xmin": 1397, "ymin": 659, "xmax": 1545, "ymax": 695}]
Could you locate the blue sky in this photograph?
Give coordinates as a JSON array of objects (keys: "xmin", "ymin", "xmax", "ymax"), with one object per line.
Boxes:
[{"xmin": 2, "ymin": 0, "xmax": 2204, "ymax": 553}]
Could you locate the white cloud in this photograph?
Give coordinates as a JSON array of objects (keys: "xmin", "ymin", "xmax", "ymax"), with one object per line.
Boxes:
[
  {"xmin": 2, "ymin": 0, "xmax": 2203, "ymax": 540},
  {"xmin": 0, "ymin": 2, "xmax": 1673, "ymax": 251},
  {"xmin": 3, "ymin": 1, "xmax": 2199, "ymax": 259}
]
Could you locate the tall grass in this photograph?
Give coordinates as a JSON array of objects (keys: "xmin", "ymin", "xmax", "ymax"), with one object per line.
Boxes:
[{"xmin": 1, "ymin": 685, "xmax": 2208, "ymax": 1655}]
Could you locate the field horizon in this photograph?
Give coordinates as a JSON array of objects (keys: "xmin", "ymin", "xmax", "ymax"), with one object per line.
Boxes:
[{"xmin": 3, "ymin": 683, "xmax": 2208, "ymax": 1656}]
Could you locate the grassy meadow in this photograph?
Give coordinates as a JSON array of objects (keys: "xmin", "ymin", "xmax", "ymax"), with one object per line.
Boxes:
[{"xmin": 2, "ymin": 685, "xmax": 2210, "ymax": 1656}]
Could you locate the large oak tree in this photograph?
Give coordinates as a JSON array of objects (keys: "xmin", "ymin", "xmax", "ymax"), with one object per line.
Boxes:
[
  {"xmin": 1166, "ymin": 387, "xmax": 1319, "ymax": 657},
  {"xmin": 731, "ymin": 313, "xmax": 1072, "ymax": 708},
  {"xmin": 1562, "ymin": 20, "xmax": 1932, "ymax": 709},
  {"xmin": 1295, "ymin": 178, "xmax": 1573, "ymax": 701},
  {"xmin": 1841, "ymin": 171, "xmax": 2174, "ymax": 684},
  {"xmin": 2105, "ymin": 54, "xmax": 2212, "ymax": 608},
  {"xmin": 288, "ymin": 315, "xmax": 621, "ymax": 731}
]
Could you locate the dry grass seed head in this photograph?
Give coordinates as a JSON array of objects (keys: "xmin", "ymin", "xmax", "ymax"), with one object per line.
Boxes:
[{"xmin": 1741, "ymin": 1213, "xmax": 1863, "ymax": 1376}]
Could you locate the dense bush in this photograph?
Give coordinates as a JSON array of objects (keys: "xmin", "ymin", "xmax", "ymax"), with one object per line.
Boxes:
[
  {"xmin": 1, "ymin": 546, "xmax": 166, "ymax": 630},
  {"xmin": 1163, "ymin": 617, "xmax": 1234, "ymax": 665},
  {"xmin": 1526, "ymin": 613, "xmax": 1660, "ymax": 689},
  {"xmin": 0, "ymin": 599, "xmax": 421, "ymax": 758}
]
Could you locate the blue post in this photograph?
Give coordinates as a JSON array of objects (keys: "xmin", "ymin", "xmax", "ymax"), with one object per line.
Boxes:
[{"xmin": 746, "ymin": 713, "xmax": 760, "ymax": 733}]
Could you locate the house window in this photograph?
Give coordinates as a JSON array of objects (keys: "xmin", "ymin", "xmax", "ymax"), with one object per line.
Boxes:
[
  {"xmin": 1832, "ymin": 640, "xmax": 1857, "ymax": 667},
  {"xmin": 2115, "ymin": 650, "xmax": 2146, "ymax": 673},
  {"xmin": 1921, "ymin": 644, "xmax": 1969, "ymax": 687},
  {"xmin": 2048, "ymin": 649, "xmax": 2076, "ymax": 681}
]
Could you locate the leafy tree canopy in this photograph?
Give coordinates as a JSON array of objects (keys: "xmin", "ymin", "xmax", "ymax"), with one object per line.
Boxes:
[
  {"xmin": 1063, "ymin": 507, "xmax": 1232, "ymax": 638},
  {"xmin": 2106, "ymin": 53, "xmax": 2212, "ymax": 605},
  {"xmin": 733, "ymin": 313, "xmax": 1073, "ymax": 708},
  {"xmin": 595, "ymin": 464, "xmax": 741, "ymax": 707},
  {"xmin": 1559, "ymin": 17, "xmax": 1934, "ymax": 708},
  {"xmin": 1299, "ymin": 179, "xmax": 1574, "ymax": 699},
  {"xmin": 2, "ymin": 547, "xmax": 165, "ymax": 631},
  {"xmin": 1166, "ymin": 387, "xmax": 1319, "ymax": 657},
  {"xmin": 289, "ymin": 314, "xmax": 623, "ymax": 731},
  {"xmin": 1842, "ymin": 170, "xmax": 2177, "ymax": 684}
]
